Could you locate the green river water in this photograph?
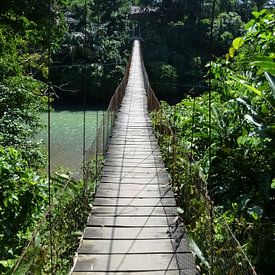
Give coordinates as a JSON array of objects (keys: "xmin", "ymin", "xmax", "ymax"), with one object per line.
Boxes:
[{"xmin": 39, "ymin": 110, "xmax": 103, "ymax": 172}]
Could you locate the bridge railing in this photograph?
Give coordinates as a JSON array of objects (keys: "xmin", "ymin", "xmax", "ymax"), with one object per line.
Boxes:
[
  {"xmin": 140, "ymin": 49, "xmax": 161, "ymax": 112},
  {"xmin": 140, "ymin": 45, "xmax": 256, "ymax": 275},
  {"xmin": 148, "ymin": 100, "xmax": 256, "ymax": 275},
  {"xmin": 83, "ymin": 56, "xmax": 132, "ymax": 182},
  {"xmin": 11, "ymin": 56, "xmax": 132, "ymax": 274}
]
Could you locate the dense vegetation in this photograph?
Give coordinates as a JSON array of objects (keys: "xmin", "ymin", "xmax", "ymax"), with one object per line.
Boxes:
[
  {"xmin": 0, "ymin": 0, "xmax": 129, "ymax": 272},
  {"xmin": 51, "ymin": 0, "xmax": 132, "ymax": 105},
  {"xmin": 0, "ymin": 1, "xmax": 56, "ymax": 271},
  {"xmin": 139, "ymin": 0, "xmax": 274, "ymax": 102},
  {"xmin": 0, "ymin": 0, "xmax": 274, "ymax": 273},
  {"xmin": 152, "ymin": 6, "xmax": 275, "ymax": 274}
]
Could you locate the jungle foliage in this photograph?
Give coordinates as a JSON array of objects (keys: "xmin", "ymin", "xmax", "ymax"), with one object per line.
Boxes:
[
  {"xmin": 0, "ymin": 0, "xmax": 132, "ymax": 272},
  {"xmin": 152, "ymin": 9, "xmax": 275, "ymax": 273},
  {"xmin": 51, "ymin": 0, "xmax": 133, "ymax": 105},
  {"xmin": 139, "ymin": 0, "xmax": 274, "ymax": 102},
  {"xmin": 0, "ymin": 2, "xmax": 58, "ymax": 271},
  {"xmin": 0, "ymin": 0, "xmax": 99, "ymax": 273}
]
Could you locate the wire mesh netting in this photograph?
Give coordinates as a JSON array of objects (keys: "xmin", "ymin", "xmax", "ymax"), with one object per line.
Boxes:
[{"xmin": 83, "ymin": 58, "xmax": 131, "ymax": 181}]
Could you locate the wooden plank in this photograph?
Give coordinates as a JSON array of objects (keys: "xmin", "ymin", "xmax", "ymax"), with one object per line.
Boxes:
[
  {"xmin": 102, "ymin": 166, "xmax": 166, "ymax": 173},
  {"xmin": 72, "ymin": 270, "xmax": 196, "ymax": 275},
  {"xmin": 106, "ymin": 153, "xmax": 162, "ymax": 158},
  {"xmin": 102, "ymin": 169, "xmax": 168, "ymax": 175},
  {"xmin": 73, "ymin": 253, "xmax": 195, "ymax": 272},
  {"xmin": 110, "ymin": 138, "xmax": 157, "ymax": 142},
  {"xmin": 99, "ymin": 176, "xmax": 169, "ymax": 183},
  {"xmin": 83, "ymin": 222, "xmax": 188, "ymax": 241},
  {"xmin": 114, "ymin": 121, "xmax": 151, "ymax": 125},
  {"xmin": 96, "ymin": 183, "xmax": 171, "ymax": 191},
  {"xmin": 93, "ymin": 197, "xmax": 176, "ymax": 207},
  {"xmin": 107, "ymin": 150, "xmax": 160, "ymax": 155},
  {"xmin": 83, "ymin": 226, "xmax": 172, "ymax": 240},
  {"xmin": 109, "ymin": 141, "xmax": 158, "ymax": 145},
  {"xmin": 104, "ymin": 157, "xmax": 162, "ymax": 161},
  {"xmin": 101, "ymin": 171, "xmax": 169, "ymax": 177},
  {"xmin": 95, "ymin": 185, "xmax": 174, "ymax": 198},
  {"xmin": 101, "ymin": 175, "xmax": 170, "ymax": 185},
  {"xmin": 112, "ymin": 128, "xmax": 152, "ymax": 132},
  {"xmin": 91, "ymin": 206, "xmax": 176, "ymax": 216},
  {"xmin": 104, "ymin": 155, "xmax": 163, "ymax": 161},
  {"xmin": 114, "ymin": 123, "xmax": 151, "ymax": 126},
  {"xmin": 111, "ymin": 133, "xmax": 154, "ymax": 138},
  {"xmin": 78, "ymin": 238, "xmax": 190, "ymax": 254},
  {"xmin": 100, "ymin": 176, "xmax": 170, "ymax": 185},
  {"xmin": 108, "ymin": 146, "xmax": 160, "ymax": 151},
  {"xmin": 95, "ymin": 190, "xmax": 174, "ymax": 199},
  {"xmin": 87, "ymin": 216, "xmax": 176, "ymax": 227},
  {"xmin": 104, "ymin": 162, "xmax": 165, "ymax": 168}
]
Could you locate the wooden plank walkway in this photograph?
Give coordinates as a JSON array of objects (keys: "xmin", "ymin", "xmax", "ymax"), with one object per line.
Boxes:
[{"xmin": 72, "ymin": 40, "xmax": 196, "ymax": 274}]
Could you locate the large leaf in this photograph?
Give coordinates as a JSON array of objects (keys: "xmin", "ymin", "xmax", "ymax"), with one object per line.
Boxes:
[
  {"xmin": 250, "ymin": 56, "xmax": 275, "ymax": 74},
  {"xmin": 232, "ymin": 37, "xmax": 244, "ymax": 50},
  {"xmin": 241, "ymin": 82, "xmax": 262, "ymax": 96},
  {"xmin": 188, "ymin": 237, "xmax": 210, "ymax": 268},
  {"xmin": 236, "ymin": 98, "xmax": 257, "ymax": 115},
  {"xmin": 230, "ymin": 75, "xmax": 262, "ymax": 96},
  {"xmin": 244, "ymin": 114, "xmax": 262, "ymax": 127}
]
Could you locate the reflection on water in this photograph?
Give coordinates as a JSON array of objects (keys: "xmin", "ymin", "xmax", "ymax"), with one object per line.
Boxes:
[{"xmin": 38, "ymin": 110, "xmax": 103, "ymax": 172}]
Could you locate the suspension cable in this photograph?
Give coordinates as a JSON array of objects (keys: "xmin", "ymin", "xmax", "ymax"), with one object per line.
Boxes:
[
  {"xmin": 82, "ymin": 0, "xmax": 88, "ymax": 185},
  {"xmin": 208, "ymin": 0, "xmax": 217, "ymax": 273},
  {"xmin": 47, "ymin": 0, "xmax": 53, "ymax": 273},
  {"xmin": 95, "ymin": 10, "xmax": 100, "ymax": 184}
]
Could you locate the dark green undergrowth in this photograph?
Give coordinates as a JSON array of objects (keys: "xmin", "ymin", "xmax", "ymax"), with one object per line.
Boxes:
[{"xmin": 151, "ymin": 10, "xmax": 275, "ymax": 274}]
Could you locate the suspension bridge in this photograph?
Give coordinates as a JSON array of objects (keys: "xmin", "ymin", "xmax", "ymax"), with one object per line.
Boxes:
[
  {"xmin": 71, "ymin": 40, "xmax": 196, "ymax": 273},
  {"xmin": 8, "ymin": 0, "xmax": 260, "ymax": 272},
  {"xmin": 11, "ymin": 36, "xmax": 257, "ymax": 275},
  {"xmin": 10, "ymin": 34, "xmax": 257, "ymax": 274}
]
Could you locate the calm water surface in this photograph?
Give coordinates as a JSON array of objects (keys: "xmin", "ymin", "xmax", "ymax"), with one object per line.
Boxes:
[{"xmin": 39, "ymin": 110, "xmax": 103, "ymax": 171}]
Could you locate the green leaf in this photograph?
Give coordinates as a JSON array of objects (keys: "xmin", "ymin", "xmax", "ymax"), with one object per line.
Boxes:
[
  {"xmin": 177, "ymin": 207, "xmax": 184, "ymax": 214},
  {"xmin": 225, "ymin": 53, "xmax": 230, "ymax": 61},
  {"xmin": 232, "ymin": 37, "xmax": 244, "ymax": 50},
  {"xmin": 239, "ymin": 195, "xmax": 250, "ymax": 210},
  {"xmin": 247, "ymin": 206, "xmax": 263, "ymax": 220},
  {"xmin": 259, "ymin": 9, "xmax": 267, "ymax": 16},
  {"xmin": 188, "ymin": 237, "xmax": 210, "ymax": 268},
  {"xmin": 0, "ymin": 259, "xmax": 16, "ymax": 268},
  {"xmin": 242, "ymin": 82, "xmax": 262, "ymax": 96},
  {"xmin": 55, "ymin": 172, "xmax": 70, "ymax": 180},
  {"xmin": 245, "ymin": 19, "xmax": 254, "ymax": 30},
  {"xmin": 244, "ymin": 114, "xmax": 262, "ymax": 127},
  {"xmin": 265, "ymin": 72, "xmax": 275, "ymax": 99},
  {"xmin": 229, "ymin": 47, "xmax": 235, "ymax": 58},
  {"xmin": 237, "ymin": 136, "xmax": 248, "ymax": 145},
  {"xmin": 230, "ymin": 75, "xmax": 262, "ymax": 96},
  {"xmin": 250, "ymin": 61, "xmax": 275, "ymax": 75},
  {"xmin": 252, "ymin": 11, "xmax": 260, "ymax": 18},
  {"xmin": 271, "ymin": 178, "xmax": 275, "ymax": 189}
]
